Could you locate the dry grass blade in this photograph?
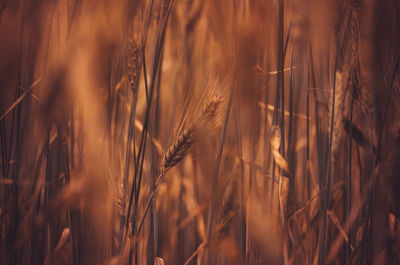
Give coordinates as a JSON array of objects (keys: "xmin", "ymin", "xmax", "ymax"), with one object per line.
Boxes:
[
  {"xmin": 272, "ymin": 150, "xmax": 291, "ymax": 175},
  {"xmin": 279, "ymin": 176, "xmax": 290, "ymax": 223},
  {"xmin": 270, "ymin": 125, "xmax": 290, "ymax": 174},
  {"xmin": 288, "ymin": 188, "xmax": 325, "ymax": 221},
  {"xmin": 327, "ymin": 210, "xmax": 354, "ymax": 251},
  {"xmin": 43, "ymin": 228, "xmax": 70, "ymax": 265},
  {"xmin": 134, "ymin": 118, "xmax": 163, "ymax": 155},
  {"xmin": 259, "ymin": 102, "xmax": 309, "ymax": 120},
  {"xmin": 254, "ymin": 64, "xmax": 298, "ymax": 75},
  {"xmin": 0, "ymin": 78, "xmax": 41, "ymax": 121}
]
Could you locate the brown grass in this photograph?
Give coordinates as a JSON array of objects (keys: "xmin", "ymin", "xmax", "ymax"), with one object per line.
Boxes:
[{"xmin": 1, "ymin": 1, "xmax": 400, "ymax": 265}]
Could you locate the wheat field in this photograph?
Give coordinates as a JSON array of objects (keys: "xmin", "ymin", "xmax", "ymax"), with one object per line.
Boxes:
[{"xmin": 1, "ymin": 0, "xmax": 400, "ymax": 264}]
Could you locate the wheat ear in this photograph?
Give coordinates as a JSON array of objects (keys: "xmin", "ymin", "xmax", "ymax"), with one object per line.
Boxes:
[{"xmin": 137, "ymin": 127, "xmax": 194, "ymax": 235}]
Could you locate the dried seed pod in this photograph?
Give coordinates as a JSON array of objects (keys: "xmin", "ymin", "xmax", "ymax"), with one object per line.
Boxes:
[
  {"xmin": 154, "ymin": 257, "xmax": 165, "ymax": 265},
  {"xmin": 271, "ymin": 125, "xmax": 281, "ymax": 151},
  {"xmin": 270, "ymin": 125, "xmax": 290, "ymax": 174},
  {"xmin": 279, "ymin": 175, "xmax": 290, "ymax": 222}
]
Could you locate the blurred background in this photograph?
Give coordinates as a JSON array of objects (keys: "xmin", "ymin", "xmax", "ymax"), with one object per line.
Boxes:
[{"xmin": 1, "ymin": 0, "xmax": 400, "ymax": 264}]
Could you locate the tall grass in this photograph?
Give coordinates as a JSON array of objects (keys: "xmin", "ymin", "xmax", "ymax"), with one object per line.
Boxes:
[{"xmin": 1, "ymin": 0, "xmax": 400, "ymax": 264}]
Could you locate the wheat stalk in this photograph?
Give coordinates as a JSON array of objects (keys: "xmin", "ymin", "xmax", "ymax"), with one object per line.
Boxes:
[
  {"xmin": 134, "ymin": 94, "xmax": 222, "ymax": 236},
  {"xmin": 137, "ymin": 127, "xmax": 194, "ymax": 235}
]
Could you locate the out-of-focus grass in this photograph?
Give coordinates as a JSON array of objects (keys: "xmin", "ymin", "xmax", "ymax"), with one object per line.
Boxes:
[{"xmin": 1, "ymin": 1, "xmax": 400, "ymax": 265}]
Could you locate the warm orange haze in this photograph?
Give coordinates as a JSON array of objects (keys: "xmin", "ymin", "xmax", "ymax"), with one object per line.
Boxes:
[{"xmin": 0, "ymin": 0, "xmax": 399, "ymax": 264}]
